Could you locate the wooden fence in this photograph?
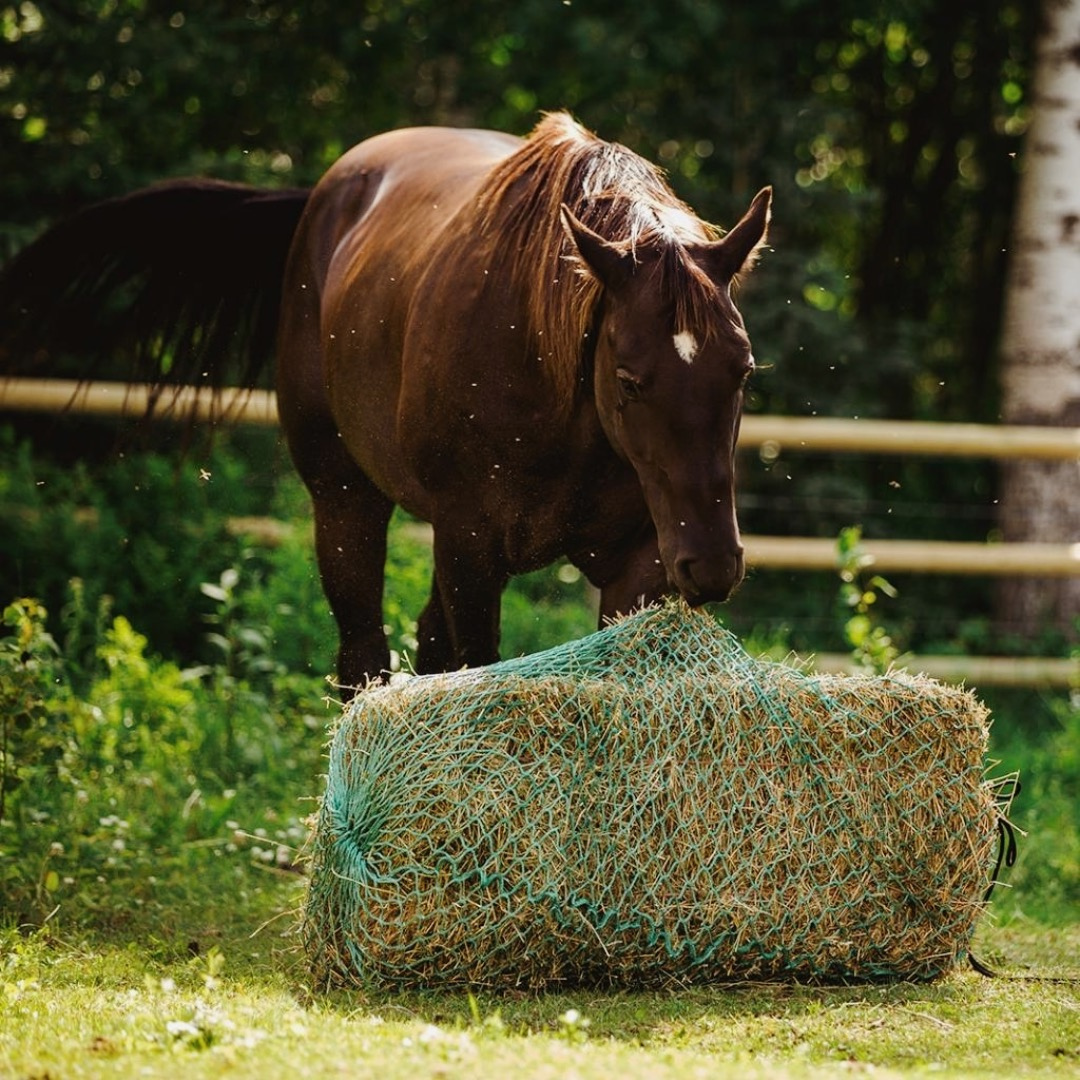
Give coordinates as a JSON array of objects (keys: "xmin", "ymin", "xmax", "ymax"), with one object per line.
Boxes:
[
  {"xmin": 3, "ymin": 377, "xmax": 1077, "ymax": 687},
  {"xmin": 4, "ymin": 377, "xmax": 1077, "ymax": 576},
  {"xmin": 5, "ymin": 378, "xmax": 1079, "ymax": 459}
]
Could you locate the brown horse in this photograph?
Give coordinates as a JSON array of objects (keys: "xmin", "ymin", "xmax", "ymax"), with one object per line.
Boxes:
[{"xmin": 0, "ymin": 113, "xmax": 771, "ymax": 691}]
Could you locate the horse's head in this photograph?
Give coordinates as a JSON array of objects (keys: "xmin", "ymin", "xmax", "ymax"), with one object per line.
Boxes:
[{"xmin": 563, "ymin": 187, "xmax": 771, "ymax": 605}]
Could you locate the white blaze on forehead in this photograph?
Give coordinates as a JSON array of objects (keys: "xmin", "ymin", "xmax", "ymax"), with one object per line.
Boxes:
[{"xmin": 673, "ymin": 330, "xmax": 699, "ymax": 365}]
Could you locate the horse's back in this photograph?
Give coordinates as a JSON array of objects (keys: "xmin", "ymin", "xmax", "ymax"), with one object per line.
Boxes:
[
  {"xmin": 314, "ymin": 126, "xmax": 520, "ymax": 255},
  {"xmin": 330, "ymin": 125, "xmax": 521, "ymax": 187},
  {"xmin": 283, "ymin": 126, "xmax": 518, "ymax": 293}
]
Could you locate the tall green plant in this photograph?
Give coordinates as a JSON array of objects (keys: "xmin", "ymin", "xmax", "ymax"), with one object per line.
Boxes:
[
  {"xmin": 0, "ymin": 582, "xmax": 330, "ymax": 925},
  {"xmin": 836, "ymin": 525, "xmax": 900, "ymax": 673},
  {"xmin": 0, "ymin": 598, "xmax": 63, "ymax": 824}
]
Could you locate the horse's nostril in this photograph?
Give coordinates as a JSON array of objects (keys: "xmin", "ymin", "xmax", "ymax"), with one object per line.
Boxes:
[
  {"xmin": 674, "ymin": 556, "xmax": 704, "ymax": 601},
  {"xmin": 673, "ymin": 549, "xmax": 744, "ymax": 604}
]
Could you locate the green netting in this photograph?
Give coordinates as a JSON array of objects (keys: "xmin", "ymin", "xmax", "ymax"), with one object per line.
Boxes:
[{"xmin": 302, "ymin": 600, "xmax": 1014, "ymax": 991}]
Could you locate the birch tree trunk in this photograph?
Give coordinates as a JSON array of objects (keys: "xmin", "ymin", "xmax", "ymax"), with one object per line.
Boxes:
[{"xmin": 997, "ymin": 0, "xmax": 1080, "ymax": 641}]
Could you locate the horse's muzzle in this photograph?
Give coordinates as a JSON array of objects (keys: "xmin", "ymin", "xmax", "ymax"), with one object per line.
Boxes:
[{"xmin": 671, "ymin": 546, "xmax": 745, "ymax": 605}]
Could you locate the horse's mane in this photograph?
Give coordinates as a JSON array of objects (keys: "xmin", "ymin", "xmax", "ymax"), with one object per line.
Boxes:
[{"xmin": 476, "ymin": 112, "xmax": 724, "ymax": 407}]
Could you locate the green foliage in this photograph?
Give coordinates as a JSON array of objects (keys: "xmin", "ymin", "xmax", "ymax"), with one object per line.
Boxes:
[
  {"xmin": 501, "ymin": 563, "xmax": 597, "ymax": 661},
  {"xmin": 383, "ymin": 515, "xmax": 435, "ymax": 671},
  {"xmin": 0, "ymin": 598, "xmax": 62, "ymax": 826},
  {"xmin": 990, "ymin": 685, "xmax": 1080, "ymax": 923},
  {"xmin": 0, "ymin": 431, "xmax": 599, "ymax": 686},
  {"xmin": 836, "ymin": 525, "xmax": 901, "ymax": 673},
  {"xmin": 0, "ymin": 580, "xmax": 326, "ymax": 926},
  {"xmin": 0, "ymin": 429, "xmax": 270, "ymax": 669},
  {"xmin": 0, "ymin": 442, "xmax": 597, "ymax": 922}
]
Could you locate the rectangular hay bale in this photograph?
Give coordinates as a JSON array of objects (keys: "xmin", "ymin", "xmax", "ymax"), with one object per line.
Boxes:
[{"xmin": 302, "ymin": 603, "xmax": 1012, "ymax": 991}]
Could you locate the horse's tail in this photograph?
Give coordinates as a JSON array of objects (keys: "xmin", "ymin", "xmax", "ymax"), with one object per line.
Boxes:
[{"xmin": 0, "ymin": 179, "xmax": 310, "ymax": 395}]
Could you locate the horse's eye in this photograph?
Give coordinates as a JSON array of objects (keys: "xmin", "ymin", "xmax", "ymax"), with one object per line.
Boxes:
[{"xmin": 617, "ymin": 369, "xmax": 642, "ymax": 401}]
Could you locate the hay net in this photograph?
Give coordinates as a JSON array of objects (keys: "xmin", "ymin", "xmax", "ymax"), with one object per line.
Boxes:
[{"xmin": 302, "ymin": 600, "xmax": 1016, "ymax": 991}]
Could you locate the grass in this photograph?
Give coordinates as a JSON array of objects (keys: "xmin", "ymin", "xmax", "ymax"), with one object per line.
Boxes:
[
  {"xmin": 2, "ymin": 825, "xmax": 1078, "ymax": 1080},
  {"xmin": 1, "ymin": 452, "xmax": 1077, "ymax": 1078}
]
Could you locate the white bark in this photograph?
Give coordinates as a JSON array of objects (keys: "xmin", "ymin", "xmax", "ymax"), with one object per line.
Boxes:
[{"xmin": 997, "ymin": 0, "xmax": 1080, "ymax": 638}]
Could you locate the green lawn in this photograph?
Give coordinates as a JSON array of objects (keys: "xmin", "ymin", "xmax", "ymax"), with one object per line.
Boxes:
[
  {"xmin": 2, "ymin": 588, "xmax": 1077, "ymax": 1079},
  {"xmin": 2, "ymin": 859, "xmax": 1077, "ymax": 1080}
]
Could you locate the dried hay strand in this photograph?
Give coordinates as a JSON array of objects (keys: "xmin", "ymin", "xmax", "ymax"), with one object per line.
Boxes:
[{"xmin": 302, "ymin": 601, "xmax": 1015, "ymax": 991}]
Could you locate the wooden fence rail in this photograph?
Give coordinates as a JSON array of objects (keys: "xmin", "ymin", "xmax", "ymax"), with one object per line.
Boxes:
[
  {"xmin": 0, "ymin": 378, "xmax": 280, "ymax": 426},
  {"xmin": 745, "ymin": 535, "xmax": 1080, "ymax": 578},
  {"xmin": 805, "ymin": 653, "xmax": 1076, "ymax": 689},
  {"xmin": 741, "ymin": 413, "xmax": 1080, "ymax": 461},
  {"xmin": 3, "ymin": 378, "xmax": 1078, "ymax": 582},
  {"xmin": 3, "ymin": 378, "xmax": 1080, "ymax": 459}
]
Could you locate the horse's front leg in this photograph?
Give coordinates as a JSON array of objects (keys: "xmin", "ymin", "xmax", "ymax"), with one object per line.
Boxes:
[
  {"xmin": 287, "ymin": 416, "xmax": 394, "ymax": 695},
  {"xmin": 415, "ymin": 582, "xmax": 455, "ymax": 674},
  {"xmin": 415, "ymin": 526, "xmax": 507, "ymax": 673},
  {"xmin": 310, "ymin": 476, "xmax": 395, "ymax": 696},
  {"xmin": 595, "ymin": 528, "xmax": 670, "ymax": 625}
]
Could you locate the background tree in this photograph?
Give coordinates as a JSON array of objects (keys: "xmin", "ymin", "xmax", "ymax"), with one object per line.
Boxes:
[{"xmin": 996, "ymin": 0, "xmax": 1080, "ymax": 641}]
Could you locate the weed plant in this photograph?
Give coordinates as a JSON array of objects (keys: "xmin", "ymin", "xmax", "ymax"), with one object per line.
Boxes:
[{"xmin": 0, "ymin": 590, "xmax": 327, "ymax": 930}]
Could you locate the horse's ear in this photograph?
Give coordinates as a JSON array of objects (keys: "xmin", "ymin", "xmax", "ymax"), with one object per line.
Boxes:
[
  {"xmin": 696, "ymin": 186, "xmax": 772, "ymax": 284},
  {"xmin": 560, "ymin": 204, "xmax": 634, "ymax": 288}
]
